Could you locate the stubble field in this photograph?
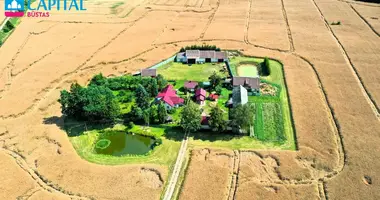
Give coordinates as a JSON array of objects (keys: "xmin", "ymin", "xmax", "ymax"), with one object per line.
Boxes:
[{"xmin": 0, "ymin": 0, "xmax": 379, "ymax": 199}]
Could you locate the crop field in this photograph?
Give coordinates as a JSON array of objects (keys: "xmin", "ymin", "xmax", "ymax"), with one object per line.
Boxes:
[{"xmin": 0, "ymin": 0, "xmax": 379, "ymax": 199}]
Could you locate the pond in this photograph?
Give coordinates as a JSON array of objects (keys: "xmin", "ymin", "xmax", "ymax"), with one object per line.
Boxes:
[{"xmin": 95, "ymin": 131, "xmax": 156, "ymax": 156}]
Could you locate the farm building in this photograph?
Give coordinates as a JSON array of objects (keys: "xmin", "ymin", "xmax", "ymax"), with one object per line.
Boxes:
[
  {"xmin": 231, "ymin": 85, "xmax": 248, "ymax": 107},
  {"xmin": 184, "ymin": 81, "xmax": 198, "ymax": 92},
  {"xmin": 232, "ymin": 77, "xmax": 260, "ymax": 94},
  {"xmin": 141, "ymin": 69, "xmax": 157, "ymax": 77},
  {"xmin": 156, "ymin": 85, "xmax": 184, "ymax": 109},
  {"xmin": 195, "ymin": 88, "xmax": 206, "ymax": 105},
  {"xmin": 176, "ymin": 50, "xmax": 228, "ymax": 64}
]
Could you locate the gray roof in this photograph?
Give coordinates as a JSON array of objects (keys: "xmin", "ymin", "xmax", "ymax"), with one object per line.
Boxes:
[
  {"xmin": 232, "ymin": 77, "xmax": 260, "ymax": 89},
  {"xmin": 215, "ymin": 51, "xmax": 227, "ymax": 59},
  {"xmin": 141, "ymin": 69, "xmax": 157, "ymax": 77},
  {"xmin": 199, "ymin": 50, "xmax": 215, "ymax": 58},
  {"xmin": 185, "ymin": 50, "xmax": 200, "ymax": 58},
  {"xmin": 232, "ymin": 85, "xmax": 248, "ymax": 107},
  {"xmin": 177, "ymin": 52, "xmax": 186, "ymax": 59}
]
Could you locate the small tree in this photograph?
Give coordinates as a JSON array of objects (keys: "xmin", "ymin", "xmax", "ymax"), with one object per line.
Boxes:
[
  {"xmin": 229, "ymin": 104, "xmax": 254, "ymax": 133},
  {"xmin": 209, "ymin": 105, "xmax": 226, "ymax": 132},
  {"xmin": 130, "ymin": 105, "xmax": 143, "ymax": 122},
  {"xmin": 156, "ymin": 74, "xmax": 167, "ymax": 90},
  {"xmin": 143, "ymin": 109, "xmax": 150, "ymax": 126},
  {"xmin": 208, "ymin": 72, "xmax": 222, "ymax": 90},
  {"xmin": 149, "ymin": 105, "xmax": 158, "ymax": 124},
  {"xmin": 180, "ymin": 100, "xmax": 202, "ymax": 133},
  {"xmin": 158, "ymin": 103, "xmax": 168, "ymax": 124},
  {"xmin": 135, "ymin": 84, "xmax": 150, "ymax": 110},
  {"xmin": 215, "ymin": 85, "xmax": 222, "ymax": 95},
  {"xmin": 89, "ymin": 73, "xmax": 108, "ymax": 86},
  {"xmin": 261, "ymin": 57, "xmax": 271, "ymax": 76}
]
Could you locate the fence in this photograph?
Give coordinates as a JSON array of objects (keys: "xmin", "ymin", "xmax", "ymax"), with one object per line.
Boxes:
[{"xmin": 148, "ymin": 55, "xmax": 176, "ymax": 69}]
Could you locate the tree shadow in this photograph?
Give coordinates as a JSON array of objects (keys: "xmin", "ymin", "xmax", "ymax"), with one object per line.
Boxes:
[
  {"xmin": 190, "ymin": 130, "xmax": 242, "ymax": 142},
  {"xmin": 43, "ymin": 116, "xmax": 114, "ymax": 137},
  {"xmin": 161, "ymin": 126, "xmax": 185, "ymax": 142}
]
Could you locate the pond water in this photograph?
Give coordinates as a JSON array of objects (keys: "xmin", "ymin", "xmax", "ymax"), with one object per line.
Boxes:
[{"xmin": 95, "ymin": 131, "xmax": 156, "ymax": 156}]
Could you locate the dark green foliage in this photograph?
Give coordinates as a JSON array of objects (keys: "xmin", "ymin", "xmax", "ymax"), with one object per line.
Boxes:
[
  {"xmin": 89, "ymin": 73, "xmax": 108, "ymax": 86},
  {"xmin": 229, "ymin": 104, "xmax": 255, "ymax": 133},
  {"xmin": 167, "ymin": 107, "xmax": 177, "ymax": 114},
  {"xmin": 215, "ymin": 85, "xmax": 222, "ymax": 95},
  {"xmin": 179, "ymin": 44, "xmax": 221, "ymax": 52},
  {"xmin": 130, "ymin": 105, "xmax": 143, "ymax": 121},
  {"xmin": 209, "ymin": 105, "xmax": 227, "ymax": 132},
  {"xmin": 180, "ymin": 101, "xmax": 202, "ymax": 133},
  {"xmin": 156, "ymin": 74, "xmax": 168, "ymax": 90},
  {"xmin": 143, "ymin": 109, "xmax": 150, "ymax": 126},
  {"xmin": 117, "ymin": 90, "xmax": 133, "ymax": 103},
  {"xmin": 208, "ymin": 72, "xmax": 222, "ymax": 90},
  {"xmin": 260, "ymin": 57, "xmax": 271, "ymax": 76},
  {"xmin": 158, "ymin": 103, "xmax": 168, "ymax": 124},
  {"xmin": 146, "ymin": 78, "xmax": 158, "ymax": 97},
  {"xmin": 58, "ymin": 83, "xmax": 120, "ymax": 121},
  {"xmin": 149, "ymin": 105, "xmax": 158, "ymax": 123},
  {"xmin": 135, "ymin": 84, "xmax": 150, "ymax": 110},
  {"xmin": 3, "ymin": 21, "xmax": 15, "ymax": 33},
  {"xmin": 128, "ymin": 121, "xmax": 134, "ymax": 128}
]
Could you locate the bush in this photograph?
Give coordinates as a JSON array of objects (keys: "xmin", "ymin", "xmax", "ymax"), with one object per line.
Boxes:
[
  {"xmin": 168, "ymin": 107, "xmax": 177, "ymax": 114},
  {"xmin": 260, "ymin": 57, "xmax": 271, "ymax": 76},
  {"xmin": 331, "ymin": 21, "xmax": 341, "ymax": 25},
  {"xmin": 179, "ymin": 44, "xmax": 221, "ymax": 52},
  {"xmin": 127, "ymin": 121, "xmax": 134, "ymax": 129}
]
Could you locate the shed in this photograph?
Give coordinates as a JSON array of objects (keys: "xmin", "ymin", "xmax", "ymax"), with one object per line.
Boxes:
[
  {"xmin": 141, "ymin": 69, "xmax": 157, "ymax": 77},
  {"xmin": 184, "ymin": 81, "xmax": 198, "ymax": 91},
  {"xmin": 232, "ymin": 85, "xmax": 248, "ymax": 107}
]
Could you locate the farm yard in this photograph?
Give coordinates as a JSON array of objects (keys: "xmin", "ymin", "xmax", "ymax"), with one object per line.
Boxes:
[{"xmin": 0, "ymin": 0, "xmax": 379, "ymax": 200}]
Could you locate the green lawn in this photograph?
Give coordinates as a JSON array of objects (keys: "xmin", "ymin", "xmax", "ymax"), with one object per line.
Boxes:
[
  {"xmin": 157, "ymin": 62, "xmax": 228, "ymax": 82},
  {"xmin": 66, "ymin": 123, "xmax": 181, "ymax": 166},
  {"xmin": 237, "ymin": 65, "xmax": 258, "ymax": 77}
]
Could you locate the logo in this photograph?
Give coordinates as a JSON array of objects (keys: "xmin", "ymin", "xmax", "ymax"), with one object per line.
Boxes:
[
  {"xmin": 4, "ymin": 0, "xmax": 87, "ymax": 18},
  {"xmin": 4, "ymin": 0, "xmax": 24, "ymax": 17}
]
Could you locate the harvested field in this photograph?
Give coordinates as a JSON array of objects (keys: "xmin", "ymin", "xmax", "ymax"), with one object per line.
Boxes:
[
  {"xmin": 0, "ymin": 0, "xmax": 379, "ymax": 199},
  {"xmin": 179, "ymin": 149, "xmax": 234, "ymax": 200}
]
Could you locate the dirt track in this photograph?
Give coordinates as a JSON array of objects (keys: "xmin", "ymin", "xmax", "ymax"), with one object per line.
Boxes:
[{"xmin": 0, "ymin": 0, "xmax": 379, "ymax": 199}]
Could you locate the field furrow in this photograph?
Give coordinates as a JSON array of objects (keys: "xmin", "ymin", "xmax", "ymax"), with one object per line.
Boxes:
[
  {"xmin": 247, "ymin": 0, "xmax": 290, "ymax": 51},
  {"xmin": 284, "ymin": 0, "xmax": 380, "ymax": 199}
]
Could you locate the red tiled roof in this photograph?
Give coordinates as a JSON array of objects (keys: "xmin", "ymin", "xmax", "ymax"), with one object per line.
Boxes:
[
  {"xmin": 184, "ymin": 81, "xmax": 198, "ymax": 89},
  {"xmin": 209, "ymin": 93, "xmax": 219, "ymax": 100},
  {"xmin": 157, "ymin": 85, "xmax": 184, "ymax": 107}
]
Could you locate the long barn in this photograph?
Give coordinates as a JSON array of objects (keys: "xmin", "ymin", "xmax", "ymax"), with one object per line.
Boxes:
[{"xmin": 176, "ymin": 50, "xmax": 228, "ymax": 64}]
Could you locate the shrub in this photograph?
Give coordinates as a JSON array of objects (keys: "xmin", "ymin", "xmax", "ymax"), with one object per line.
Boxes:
[
  {"xmin": 128, "ymin": 122, "xmax": 134, "ymax": 128},
  {"xmin": 168, "ymin": 107, "xmax": 177, "ymax": 114},
  {"xmin": 331, "ymin": 21, "xmax": 341, "ymax": 25},
  {"xmin": 260, "ymin": 57, "xmax": 271, "ymax": 76}
]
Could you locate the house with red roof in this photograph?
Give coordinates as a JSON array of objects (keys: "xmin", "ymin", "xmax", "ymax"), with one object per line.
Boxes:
[
  {"xmin": 195, "ymin": 88, "xmax": 206, "ymax": 105},
  {"xmin": 184, "ymin": 81, "xmax": 198, "ymax": 92},
  {"xmin": 156, "ymin": 85, "xmax": 184, "ymax": 109},
  {"xmin": 209, "ymin": 93, "xmax": 219, "ymax": 101}
]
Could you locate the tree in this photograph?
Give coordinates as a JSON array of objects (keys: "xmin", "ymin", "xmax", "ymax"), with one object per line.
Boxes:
[
  {"xmin": 157, "ymin": 103, "xmax": 168, "ymax": 124},
  {"xmin": 180, "ymin": 100, "xmax": 202, "ymax": 133},
  {"xmin": 209, "ymin": 105, "xmax": 226, "ymax": 132},
  {"xmin": 215, "ymin": 85, "xmax": 222, "ymax": 95},
  {"xmin": 261, "ymin": 57, "xmax": 271, "ymax": 76},
  {"xmin": 135, "ymin": 84, "xmax": 150, "ymax": 109},
  {"xmin": 58, "ymin": 83, "xmax": 120, "ymax": 121},
  {"xmin": 229, "ymin": 104, "xmax": 254, "ymax": 133},
  {"xmin": 130, "ymin": 105, "xmax": 143, "ymax": 122},
  {"xmin": 143, "ymin": 109, "xmax": 150, "ymax": 126},
  {"xmin": 89, "ymin": 73, "xmax": 108, "ymax": 86},
  {"xmin": 208, "ymin": 72, "xmax": 222, "ymax": 90},
  {"xmin": 83, "ymin": 86, "xmax": 120, "ymax": 121},
  {"xmin": 149, "ymin": 105, "xmax": 158, "ymax": 123},
  {"xmin": 149, "ymin": 78, "xmax": 159, "ymax": 97},
  {"xmin": 156, "ymin": 74, "xmax": 167, "ymax": 90}
]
